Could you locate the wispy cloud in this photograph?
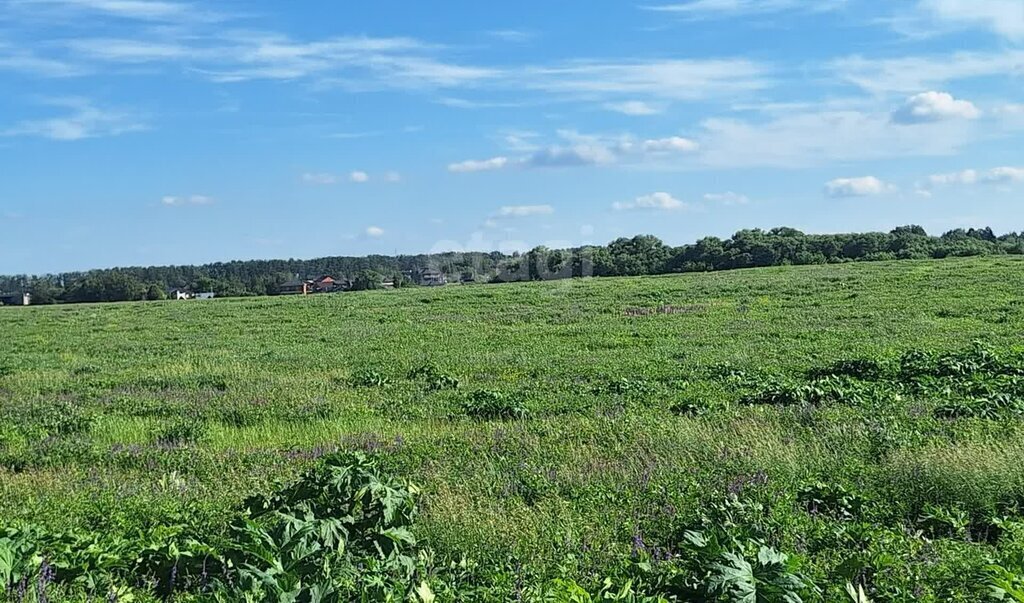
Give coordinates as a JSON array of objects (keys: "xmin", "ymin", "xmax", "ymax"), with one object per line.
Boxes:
[
  {"xmin": 365, "ymin": 225, "xmax": 384, "ymax": 237},
  {"xmin": 831, "ymin": 51, "xmax": 1024, "ymax": 95},
  {"xmin": 641, "ymin": 0, "xmax": 847, "ymax": 19},
  {"xmin": 0, "ymin": 43, "xmax": 85, "ymax": 77},
  {"xmin": 2, "ymin": 98, "xmax": 146, "ymax": 140},
  {"xmin": 349, "ymin": 171, "xmax": 369, "ymax": 183},
  {"xmin": 698, "ymin": 108, "xmax": 977, "ymax": 168},
  {"xmin": 915, "ymin": 0, "xmax": 1024, "ymax": 41},
  {"xmin": 497, "ymin": 205, "xmax": 554, "ymax": 217},
  {"xmin": 703, "ymin": 191, "xmax": 749, "ymax": 205},
  {"xmin": 11, "ymin": 0, "xmax": 222, "ymax": 22},
  {"xmin": 603, "ymin": 100, "xmax": 664, "ymax": 115},
  {"xmin": 301, "ymin": 172, "xmax": 337, "ymax": 185},
  {"xmin": 161, "ymin": 194, "xmax": 214, "ymax": 206},
  {"xmin": 485, "ymin": 29, "xmax": 536, "ymax": 43},
  {"xmin": 450, "ymin": 130, "xmax": 699, "ymax": 173},
  {"xmin": 522, "ymin": 58, "xmax": 769, "ymax": 101},
  {"xmin": 448, "ymin": 157, "xmax": 510, "ymax": 173}
]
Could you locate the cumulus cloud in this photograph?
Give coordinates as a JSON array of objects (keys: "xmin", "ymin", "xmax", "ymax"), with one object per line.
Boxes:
[
  {"xmin": 497, "ymin": 205, "xmax": 554, "ymax": 217},
  {"xmin": 703, "ymin": 191, "xmax": 749, "ymax": 205},
  {"xmin": 349, "ymin": 171, "xmax": 369, "ymax": 183},
  {"xmin": 613, "ymin": 192, "xmax": 688, "ymax": 211},
  {"xmin": 301, "ymin": 172, "xmax": 337, "ymax": 185},
  {"xmin": 448, "ymin": 156, "xmax": 509, "ymax": 173},
  {"xmin": 365, "ymin": 226, "xmax": 384, "ymax": 237},
  {"xmin": 824, "ymin": 176, "xmax": 893, "ymax": 198},
  {"xmin": 892, "ymin": 91, "xmax": 980, "ymax": 124},
  {"xmin": 161, "ymin": 194, "xmax": 214, "ymax": 206}
]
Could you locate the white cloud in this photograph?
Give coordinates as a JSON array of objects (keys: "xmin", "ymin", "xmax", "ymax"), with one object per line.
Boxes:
[
  {"xmin": 349, "ymin": 171, "xmax": 369, "ymax": 183},
  {"xmin": 365, "ymin": 226, "xmax": 384, "ymax": 237},
  {"xmin": 703, "ymin": 191, "xmax": 749, "ymax": 205},
  {"xmin": 486, "ymin": 29, "xmax": 536, "ymax": 43},
  {"xmin": 448, "ymin": 156, "xmax": 509, "ymax": 173},
  {"xmin": 928, "ymin": 166, "xmax": 1024, "ymax": 186},
  {"xmin": 641, "ymin": 136, "xmax": 700, "ymax": 153},
  {"xmin": 63, "ymin": 39, "xmax": 189, "ymax": 62},
  {"xmin": 28, "ymin": 0, "xmax": 197, "ymax": 20},
  {"xmin": 987, "ymin": 166, "xmax": 1024, "ymax": 183},
  {"xmin": 301, "ymin": 172, "xmax": 337, "ymax": 185},
  {"xmin": 824, "ymin": 176, "xmax": 893, "ymax": 198},
  {"xmin": 892, "ymin": 91, "xmax": 980, "ymax": 124},
  {"xmin": 523, "ymin": 59, "xmax": 769, "ymax": 102},
  {"xmin": 603, "ymin": 100, "xmax": 663, "ymax": 115},
  {"xmin": 451, "ymin": 131, "xmax": 699, "ymax": 173},
  {"xmin": 929, "ymin": 169, "xmax": 978, "ymax": 186},
  {"xmin": 161, "ymin": 194, "xmax": 214, "ymax": 206},
  {"xmin": 0, "ymin": 44, "xmax": 84, "ymax": 77},
  {"xmin": 497, "ymin": 205, "xmax": 554, "ymax": 217},
  {"xmin": 613, "ymin": 192, "xmax": 689, "ymax": 211},
  {"xmin": 996, "ymin": 104, "xmax": 1024, "ymax": 116},
  {"xmin": 641, "ymin": 0, "xmax": 847, "ymax": 18},
  {"xmin": 917, "ymin": 0, "xmax": 1024, "ymax": 41},
  {"xmin": 698, "ymin": 108, "xmax": 976, "ymax": 168},
  {"xmin": 831, "ymin": 51, "xmax": 1024, "ymax": 95},
  {"xmin": 1, "ymin": 98, "xmax": 146, "ymax": 140},
  {"xmin": 522, "ymin": 142, "xmax": 617, "ymax": 168}
]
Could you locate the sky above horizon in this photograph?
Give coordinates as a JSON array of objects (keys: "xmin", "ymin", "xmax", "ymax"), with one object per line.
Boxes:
[{"xmin": 1, "ymin": 0, "xmax": 1023, "ymax": 274}]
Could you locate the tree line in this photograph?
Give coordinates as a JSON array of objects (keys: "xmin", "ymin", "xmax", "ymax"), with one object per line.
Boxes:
[{"xmin": 2, "ymin": 225, "xmax": 1021, "ymax": 304}]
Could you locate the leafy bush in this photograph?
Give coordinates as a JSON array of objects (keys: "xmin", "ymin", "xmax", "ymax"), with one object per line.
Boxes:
[
  {"xmin": 0, "ymin": 452, "xmax": 425, "ymax": 601},
  {"xmin": 798, "ymin": 482, "xmax": 865, "ymax": 521},
  {"xmin": 462, "ymin": 390, "xmax": 529, "ymax": 420},
  {"xmin": 154, "ymin": 416, "xmax": 208, "ymax": 447},
  {"xmin": 350, "ymin": 369, "xmax": 390, "ymax": 388},
  {"xmin": 409, "ymin": 365, "xmax": 460, "ymax": 391}
]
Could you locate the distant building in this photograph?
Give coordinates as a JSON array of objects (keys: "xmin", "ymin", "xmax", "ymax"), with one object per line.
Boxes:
[
  {"xmin": 418, "ymin": 268, "xmax": 447, "ymax": 286},
  {"xmin": 195, "ymin": 292, "xmax": 215, "ymax": 300},
  {"xmin": 313, "ymin": 276, "xmax": 338, "ymax": 293},
  {"xmin": 280, "ymin": 278, "xmax": 312, "ymax": 295},
  {"xmin": 0, "ymin": 292, "xmax": 31, "ymax": 306},
  {"xmin": 169, "ymin": 289, "xmax": 191, "ymax": 300}
]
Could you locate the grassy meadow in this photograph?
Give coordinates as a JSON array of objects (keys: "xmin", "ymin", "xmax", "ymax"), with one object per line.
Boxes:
[{"xmin": 3, "ymin": 255, "xmax": 1024, "ymax": 601}]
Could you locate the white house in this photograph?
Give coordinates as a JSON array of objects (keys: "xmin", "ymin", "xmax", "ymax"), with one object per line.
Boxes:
[{"xmin": 195, "ymin": 292, "xmax": 215, "ymax": 300}]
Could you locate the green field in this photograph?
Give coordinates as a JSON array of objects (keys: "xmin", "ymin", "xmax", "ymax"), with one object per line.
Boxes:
[{"xmin": 4, "ymin": 256, "xmax": 1024, "ymax": 601}]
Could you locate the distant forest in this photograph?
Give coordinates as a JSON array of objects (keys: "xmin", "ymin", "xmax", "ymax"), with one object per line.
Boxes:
[{"xmin": 2, "ymin": 225, "xmax": 1022, "ymax": 304}]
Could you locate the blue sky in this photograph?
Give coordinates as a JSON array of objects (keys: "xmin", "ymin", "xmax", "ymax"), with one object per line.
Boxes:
[{"xmin": 1, "ymin": 0, "xmax": 1022, "ymax": 274}]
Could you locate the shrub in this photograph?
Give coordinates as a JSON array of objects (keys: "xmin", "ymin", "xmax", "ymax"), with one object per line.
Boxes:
[
  {"xmin": 154, "ymin": 416, "xmax": 208, "ymax": 447},
  {"xmin": 462, "ymin": 390, "xmax": 529, "ymax": 420},
  {"xmin": 351, "ymin": 369, "xmax": 390, "ymax": 388}
]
